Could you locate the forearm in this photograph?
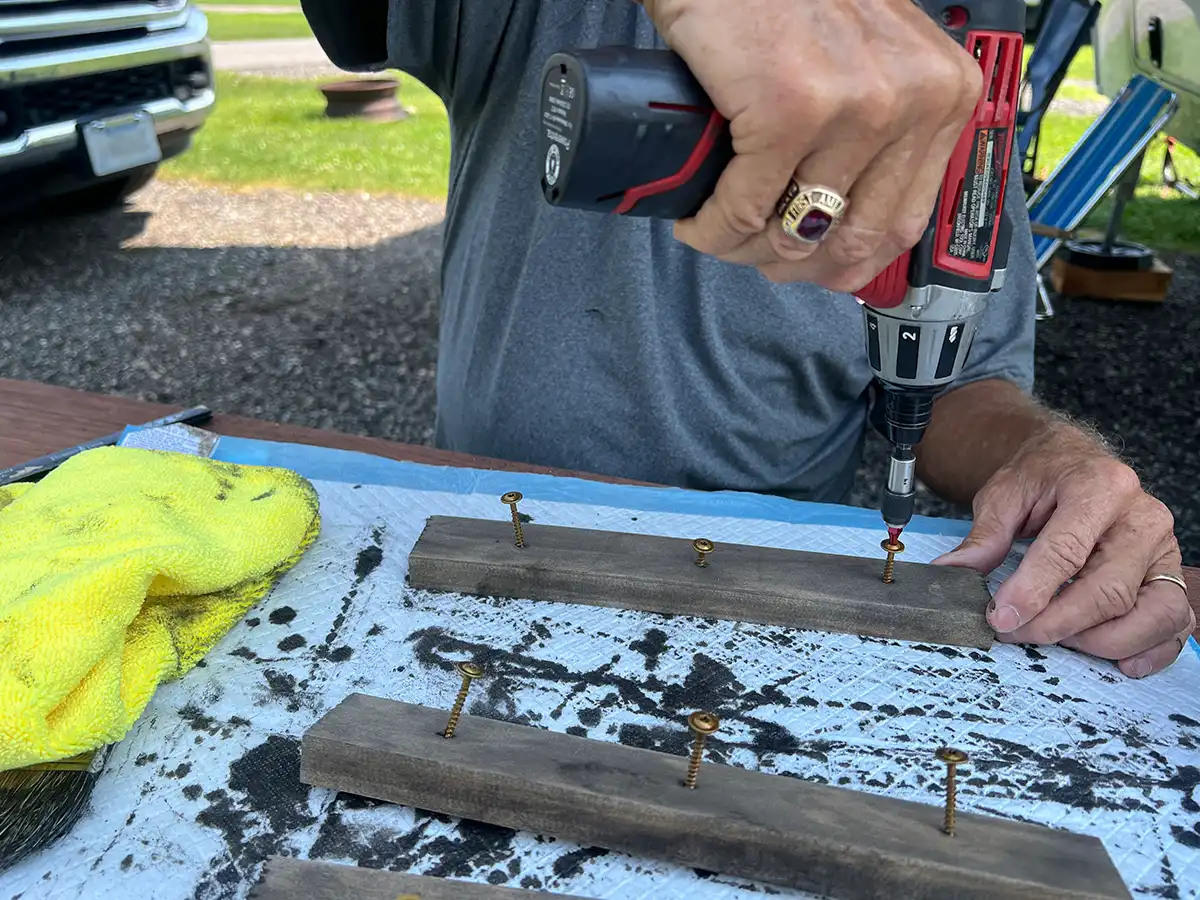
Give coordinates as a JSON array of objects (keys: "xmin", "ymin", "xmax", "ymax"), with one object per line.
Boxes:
[{"xmin": 915, "ymin": 378, "xmax": 1097, "ymax": 505}]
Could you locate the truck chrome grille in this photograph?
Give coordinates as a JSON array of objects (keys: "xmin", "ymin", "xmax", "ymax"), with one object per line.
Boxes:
[{"xmin": 0, "ymin": 61, "xmax": 172, "ymax": 140}]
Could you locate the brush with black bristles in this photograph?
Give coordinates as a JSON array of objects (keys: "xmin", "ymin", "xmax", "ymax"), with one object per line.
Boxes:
[{"xmin": 0, "ymin": 745, "xmax": 111, "ymax": 872}]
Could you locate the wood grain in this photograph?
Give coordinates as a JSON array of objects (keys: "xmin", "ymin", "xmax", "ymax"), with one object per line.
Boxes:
[
  {"xmin": 407, "ymin": 515, "xmax": 996, "ymax": 648},
  {"xmin": 249, "ymin": 856, "xmax": 586, "ymax": 899},
  {"xmin": 300, "ymin": 694, "xmax": 1132, "ymax": 900},
  {"xmin": 3, "ymin": 379, "xmax": 1196, "ymax": 638}
]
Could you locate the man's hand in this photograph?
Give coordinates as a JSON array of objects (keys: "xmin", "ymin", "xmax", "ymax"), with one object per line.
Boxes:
[
  {"xmin": 639, "ymin": 0, "xmax": 982, "ymax": 291},
  {"xmin": 933, "ymin": 423, "xmax": 1194, "ymax": 678}
]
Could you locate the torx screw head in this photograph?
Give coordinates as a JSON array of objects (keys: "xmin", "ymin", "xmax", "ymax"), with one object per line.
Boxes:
[
  {"xmin": 501, "ymin": 491, "xmax": 522, "ymax": 505},
  {"xmin": 456, "ymin": 661, "xmax": 485, "ymax": 680},
  {"xmin": 692, "ymin": 538, "xmax": 714, "ymax": 567},
  {"xmin": 688, "ymin": 711, "xmax": 720, "ymax": 735},
  {"xmin": 881, "ymin": 537, "xmax": 906, "ymax": 554}
]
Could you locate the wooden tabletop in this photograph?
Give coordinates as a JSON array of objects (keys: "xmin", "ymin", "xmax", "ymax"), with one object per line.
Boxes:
[{"xmin": 3, "ymin": 377, "xmax": 1196, "ymax": 637}]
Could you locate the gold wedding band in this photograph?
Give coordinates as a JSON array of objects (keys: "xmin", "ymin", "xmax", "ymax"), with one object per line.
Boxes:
[
  {"xmin": 1142, "ymin": 572, "xmax": 1188, "ymax": 594},
  {"xmin": 775, "ymin": 179, "xmax": 848, "ymax": 243}
]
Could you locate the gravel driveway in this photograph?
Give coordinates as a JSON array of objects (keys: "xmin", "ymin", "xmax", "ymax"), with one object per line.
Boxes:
[{"xmin": 1, "ymin": 180, "xmax": 1196, "ymax": 564}]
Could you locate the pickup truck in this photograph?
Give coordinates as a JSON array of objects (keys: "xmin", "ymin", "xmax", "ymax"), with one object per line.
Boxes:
[{"xmin": 0, "ymin": 0, "xmax": 215, "ymax": 216}]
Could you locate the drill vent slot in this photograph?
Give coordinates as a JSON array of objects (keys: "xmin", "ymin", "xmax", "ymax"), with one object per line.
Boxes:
[{"xmin": 970, "ymin": 32, "xmax": 1023, "ymax": 129}]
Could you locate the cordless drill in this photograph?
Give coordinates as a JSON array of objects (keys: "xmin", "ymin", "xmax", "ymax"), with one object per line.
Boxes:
[{"xmin": 536, "ymin": 1, "xmax": 1026, "ymax": 551}]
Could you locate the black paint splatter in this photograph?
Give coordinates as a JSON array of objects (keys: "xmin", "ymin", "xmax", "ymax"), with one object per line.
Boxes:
[
  {"xmin": 355, "ymin": 546, "xmax": 383, "ymax": 583},
  {"xmin": 629, "ymin": 628, "xmax": 668, "ymax": 671},
  {"xmin": 178, "ymin": 704, "xmax": 217, "ymax": 734},
  {"xmin": 268, "ymin": 606, "xmax": 296, "ymax": 626},
  {"xmin": 277, "ymin": 634, "xmax": 306, "ymax": 652},
  {"xmin": 193, "ymin": 736, "xmax": 316, "ymax": 896},
  {"xmin": 551, "ymin": 846, "xmax": 609, "ymax": 878}
]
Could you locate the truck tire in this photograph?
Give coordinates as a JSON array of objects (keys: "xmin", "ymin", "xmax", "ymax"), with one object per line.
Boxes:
[{"xmin": 44, "ymin": 163, "xmax": 159, "ymax": 215}]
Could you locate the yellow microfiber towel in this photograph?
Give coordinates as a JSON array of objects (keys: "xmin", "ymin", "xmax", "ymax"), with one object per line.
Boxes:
[{"xmin": 0, "ymin": 446, "xmax": 320, "ymax": 772}]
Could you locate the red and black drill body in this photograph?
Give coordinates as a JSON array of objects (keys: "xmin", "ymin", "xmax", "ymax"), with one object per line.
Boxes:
[{"xmin": 538, "ymin": 1, "xmax": 1027, "ymax": 536}]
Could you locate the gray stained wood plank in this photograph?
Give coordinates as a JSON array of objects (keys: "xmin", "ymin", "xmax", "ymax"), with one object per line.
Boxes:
[
  {"xmin": 300, "ymin": 694, "xmax": 1131, "ymax": 900},
  {"xmin": 249, "ymin": 856, "xmax": 587, "ymax": 899},
  {"xmin": 407, "ymin": 516, "xmax": 995, "ymax": 649}
]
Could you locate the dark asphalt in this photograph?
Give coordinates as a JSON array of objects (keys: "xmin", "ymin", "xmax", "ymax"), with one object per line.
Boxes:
[{"xmin": 1, "ymin": 183, "xmax": 1196, "ymax": 564}]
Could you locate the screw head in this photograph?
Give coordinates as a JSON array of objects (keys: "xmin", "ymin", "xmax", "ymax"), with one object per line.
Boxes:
[
  {"xmin": 881, "ymin": 538, "xmax": 905, "ymax": 553},
  {"xmin": 456, "ymin": 661, "xmax": 485, "ymax": 680},
  {"xmin": 501, "ymin": 491, "xmax": 522, "ymax": 505},
  {"xmin": 692, "ymin": 538, "xmax": 714, "ymax": 554},
  {"xmin": 936, "ymin": 746, "xmax": 968, "ymax": 765},
  {"xmin": 688, "ymin": 711, "xmax": 720, "ymax": 735}
]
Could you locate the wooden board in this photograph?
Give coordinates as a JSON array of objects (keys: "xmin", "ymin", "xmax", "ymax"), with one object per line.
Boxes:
[
  {"xmin": 249, "ymin": 856, "xmax": 587, "ymax": 899},
  {"xmin": 1051, "ymin": 255, "xmax": 1173, "ymax": 302},
  {"xmin": 300, "ymin": 694, "xmax": 1131, "ymax": 900},
  {"xmin": 407, "ymin": 516, "xmax": 995, "ymax": 648}
]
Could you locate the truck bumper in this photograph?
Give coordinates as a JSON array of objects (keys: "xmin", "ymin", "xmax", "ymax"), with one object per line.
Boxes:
[{"xmin": 0, "ymin": 6, "xmax": 215, "ymax": 195}]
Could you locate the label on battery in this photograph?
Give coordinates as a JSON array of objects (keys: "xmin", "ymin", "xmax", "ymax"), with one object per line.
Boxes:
[
  {"xmin": 946, "ymin": 127, "xmax": 1006, "ymax": 263},
  {"xmin": 541, "ymin": 68, "xmax": 579, "ymax": 160}
]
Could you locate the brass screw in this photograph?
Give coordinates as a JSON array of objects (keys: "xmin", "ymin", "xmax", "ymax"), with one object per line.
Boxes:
[
  {"xmin": 935, "ymin": 747, "xmax": 968, "ymax": 836},
  {"xmin": 501, "ymin": 491, "xmax": 525, "ymax": 548},
  {"xmin": 683, "ymin": 710, "xmax": 720, "ymax": 789},
  {"xmin": 881, "ymin": 537, "xmax": 905, "ymax": 584},
  {"xmin": 441, "ymin": 661, "xmax": 484, "ymax": 738},
  {"xmin": 692, "ymin": 538, "xmax": 714, "ymax": 567}
]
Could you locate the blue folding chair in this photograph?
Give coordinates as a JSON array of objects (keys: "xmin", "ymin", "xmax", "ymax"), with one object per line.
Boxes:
[{"xmin": 1026, "ymin": 75, "xmax": 1177, "ymax": 318}]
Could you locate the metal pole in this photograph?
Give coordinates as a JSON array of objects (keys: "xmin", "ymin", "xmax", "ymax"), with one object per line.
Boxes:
[{"xmin": 1102, "ymin": 148, "xmax": 1145, "ymax": 253}]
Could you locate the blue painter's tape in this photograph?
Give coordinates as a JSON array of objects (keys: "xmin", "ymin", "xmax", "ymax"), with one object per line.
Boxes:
[{"xmin": 210, "ymin": 435, "xmax": 973, "ymax": 538}]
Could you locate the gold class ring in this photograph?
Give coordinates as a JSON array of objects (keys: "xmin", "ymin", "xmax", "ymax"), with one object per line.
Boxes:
[{"xmin": 775, "ymin": 180, "xmax": 848, "ymax": 243}]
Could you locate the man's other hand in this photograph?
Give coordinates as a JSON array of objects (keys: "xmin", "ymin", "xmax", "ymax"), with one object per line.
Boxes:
[
  {"xmin": 639, "ymin": 0, "xmax": 982, "ymax": 291},
  {"xmin": 933, "ymin": 425, "xmax": 1194, "ymax": 678}
]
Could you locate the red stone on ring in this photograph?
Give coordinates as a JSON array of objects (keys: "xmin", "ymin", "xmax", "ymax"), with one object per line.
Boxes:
[{"xmin": 795, "ymin": 209, "xmax": 834, "ymax": 241}]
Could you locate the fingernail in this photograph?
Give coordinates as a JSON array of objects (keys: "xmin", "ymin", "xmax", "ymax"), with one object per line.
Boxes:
[
  {"xmin": 1131, "ymin": 658, "xmax": 1152, "ymax": 678},
  {"xmin": 987, "ymin": 599, "xmax": 996, "ymax": 614},
  {"xmin": 990, "ymin": 604, "xmax": 1020, "ymax": 632}
]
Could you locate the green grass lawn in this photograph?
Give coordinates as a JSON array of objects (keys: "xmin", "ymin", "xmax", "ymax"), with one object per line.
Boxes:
[
  {"xmin": 163, "ymin": 73, "xmax": 449, "ymax": 198},
  {"xmin": 1023, "ymin": 44, "xmax": 1094, "ymax": 84},
  {"xmin": 164, "ymin": 59, "xmax": 1200, "ymax": 250},
  {"xmin": 203, "ymin": 11, "xmax": 312, "ymax": 40}
]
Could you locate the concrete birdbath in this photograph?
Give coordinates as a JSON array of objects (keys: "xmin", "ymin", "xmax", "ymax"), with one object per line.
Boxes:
[{"xmin": 318, "ymin": 78, "xmax": 408, "ymax": 122}]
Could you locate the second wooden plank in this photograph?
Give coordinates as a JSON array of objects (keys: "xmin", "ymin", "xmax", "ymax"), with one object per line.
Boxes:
[
  {"xmin": 407, "ymin": 516, "xmax": 994, "ymax": 648},
  {"xmin": 300, "ymin": 694, "xmax": 1131, "ymax": 900}
]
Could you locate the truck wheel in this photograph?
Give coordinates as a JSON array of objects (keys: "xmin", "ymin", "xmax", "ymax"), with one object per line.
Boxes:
[{"xmin": 44, "ymin": 163, "xmax": 159, "ymax": 215}]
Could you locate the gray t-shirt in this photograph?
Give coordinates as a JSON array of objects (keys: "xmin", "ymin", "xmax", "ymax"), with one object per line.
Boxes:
[{"xmin": 302, "ymin": 0, "xmax": 1037, "ymax": 502}]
